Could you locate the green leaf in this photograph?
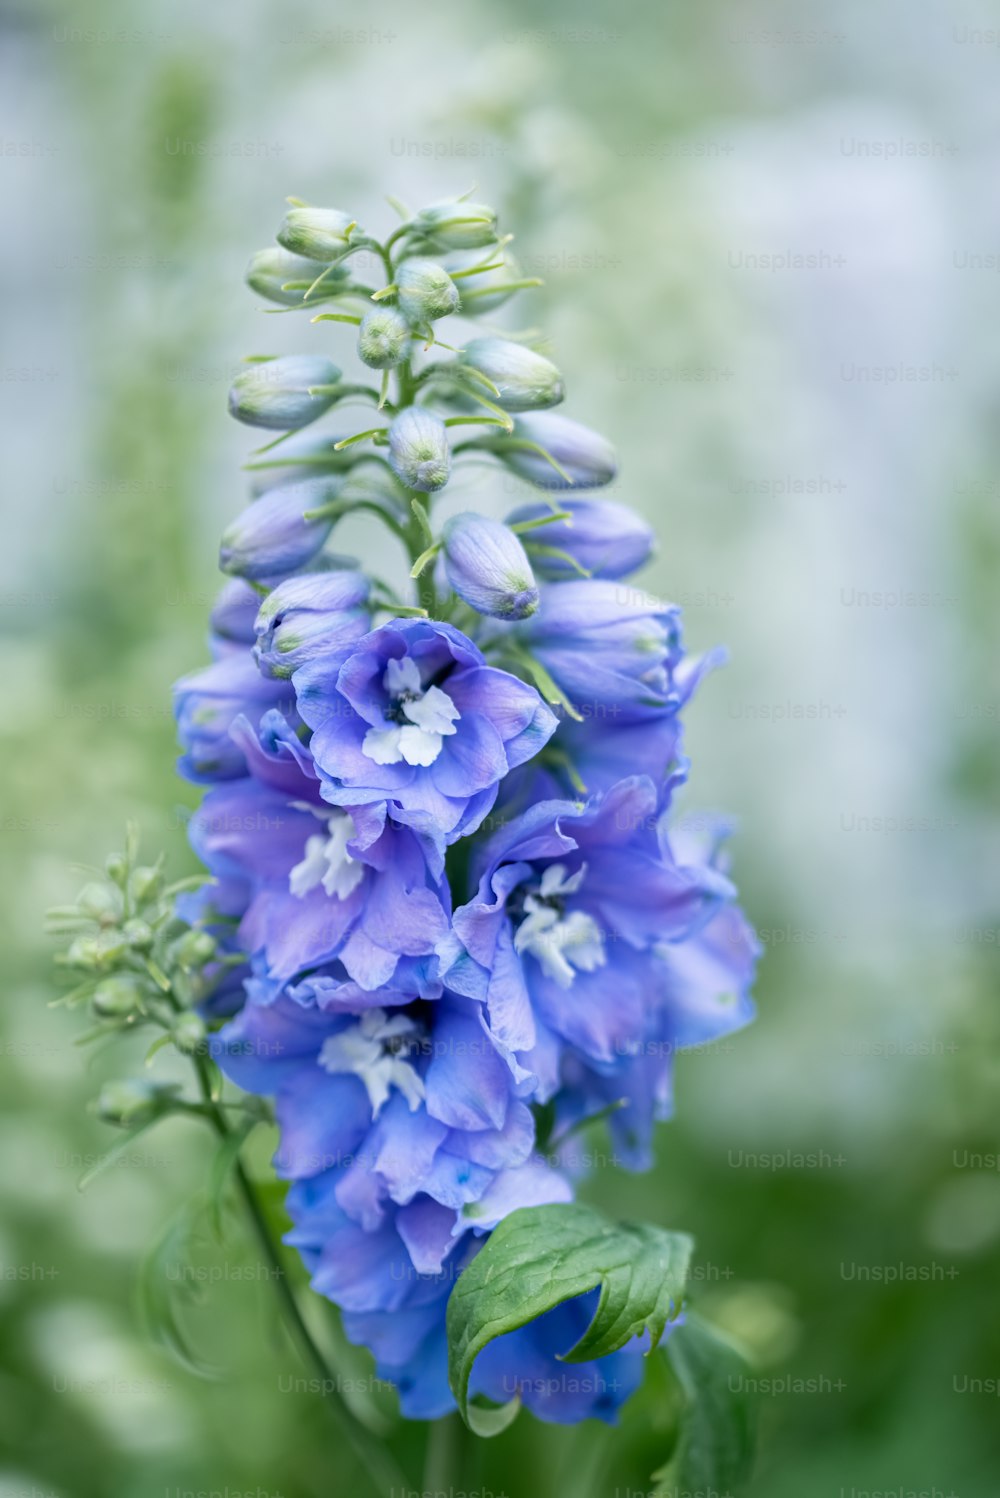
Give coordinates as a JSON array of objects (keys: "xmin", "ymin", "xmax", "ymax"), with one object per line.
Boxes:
[
  {"xmin": 653, "ymin": 1314, "xmax": 757, "ymax": 1495},
  {"xmin": 136, "ymin": 1203, "xmax": 220, "ymax": 1380},
  {"xmin": 447, "ymin": 1202, "xmax": 692, "ymax": 1434},
  {"xmin": 205, "ymin": 1120, "xmax": 259, "ymax": 1241},
  {"xmin": 77, "ymin": 1116, "xmax": 163, "ymax": 1191}
]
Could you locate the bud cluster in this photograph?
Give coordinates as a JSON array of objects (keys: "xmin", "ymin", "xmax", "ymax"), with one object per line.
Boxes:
[{"xmin": 224, "ymin": 188, "xmax": 637, "ymax": 631}]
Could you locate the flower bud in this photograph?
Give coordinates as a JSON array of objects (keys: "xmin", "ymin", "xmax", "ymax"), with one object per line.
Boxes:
[
  {"xmin": 388, "ymin": 408, "xmax": 451, "ymax": 493},
  {"xmin": 254, "ymin": 570, "xmax": 370, "ymax": 677},
  {"xmin": 520, "ymin": 580, "xmax": 679, "ymax": 719},
  {"xmin": 92, "ymin": 976, "xmax": 143, "ymax": 1018},
  {"xmin": 228, "ymin": 356, "xmax": 341, "ymax": 431},
  {"xmin": 358, "ymin": 306, "xmax": 411, "ymax": 369},
  {"xmin": 96, "ymin": 1078, "xmax": 179, "ymax": 1127},
  {"xmin": 104, "ymin": 853, "xmax": 127, "ymax": 887},
  {"xmin": 67, "ymin": 931, "xmax": 127, "ymax": 970},
  {"xmin": 122, "ymin": 918, "xmax": 154, "ymax": 951},
  {"xmin": 219, "ymin": 478, "xmax": 341, "ymax": 580},
  {"xmin": 172, "ymin": 1012, "xmax": 207, "ymax": 1055},
  {"xmin": 210, "ymin": 578, "xmax": 261, "ymax": 647},
  {"xmin": 412, "ymin": 200, "xmax": 498, "ymax": 249},
  {"xmin": 506, "ymin": 499, "xmax": 654, "ymax": 580},
  {"xmin": 129, "ymin": 865, "xmax": 162, "ymax": 905},
  {"xmin": 77, "ymin": 881, "xmax": 121, "ymax": 923},
  {"xmin": 461, "ymin": 337, "xmax": 564, "ymax": 412},
  {"xmin": 442, "ymin": 513, "xmax": 539, "ymax": 620},
  {"xmin": 395, "ymin": 258, "xmax": 460, "ymax": 324},
  {"xmin": 245, "ymin": 247, "xmax": 351, "ymax": 305},
  {"xmin": 496, "ymin": 412, "xmax": 617, "ymax": 491},
  {"xmin": 173, "ymin": 930, "xmax": 217, "ymax": 970},
  {"xmin": 445, "ymin": 246, "xmax": 525, "ymax": 313},
  {"xmin": 247, "ymin": 431, "xmax": 348, "ymax": 498},
  {"xmin": 277, "ymin": 206, "xmax": 357, "ymax": 262}
]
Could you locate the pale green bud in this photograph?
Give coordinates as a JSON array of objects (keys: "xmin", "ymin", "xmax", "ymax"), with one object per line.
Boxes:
[
  {"xmin": 122, "ymin": 918, "xmax": 154, "ymax": 951},
  {"xmin": 92, "ymin": 977, "xmax": 143, "ymax": 1018},
  {"xmin": 277, "ymin": 207, "xmax": 357, "ymax": 262},
  {"xmin": 358, "ymin": 306, "xmax": 411, "ymax": 368},
  {"xmin": 129, "ymin": 865, "xmax": 162, "ymax": 905},
  {"xmin": 228, "ymin": 356, "xmax": 341, "ymax": 432},
  {"xmin": 171, "ymin": 1012, "xmax": 207, "ymax": 1055},
  {"xmin": 173, "ymin": 929, "xmax": 217, "ymax": 970},
  {"xmin": 445, "ymin": 245, "xmax": 525, "ymax": 313},
  {"xmin": 412, "ymin": 200, "xmax": 498, "ymax": 249},
  {"xmin": 246, "ymin": 247, "xmax": 352, "ymax": 305},
  {"xmin": 461, "ymin": 337, "xmax": 564, "ymax": 412},
  {"xmin": 96, "ymin": 1078, "xmax": 179, "ymax": 1127},
  {"xmin": 396, "ymin": 258, "xmax": 460, "ymax": 324}
]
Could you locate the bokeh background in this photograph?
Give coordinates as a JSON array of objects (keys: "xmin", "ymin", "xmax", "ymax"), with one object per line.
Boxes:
[{"xmin": 3, "ymin": 0, "xmax": 999, "ymax": 1493}]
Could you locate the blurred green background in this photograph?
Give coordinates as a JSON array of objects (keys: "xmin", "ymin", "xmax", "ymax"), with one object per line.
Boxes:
[{"xmin": 3, "ymin": 0, "xmax": 999, "ymax": 1493}]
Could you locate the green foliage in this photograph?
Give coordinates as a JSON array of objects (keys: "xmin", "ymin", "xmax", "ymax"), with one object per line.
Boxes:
[
  {"xmin": 656, "ymin": 1315, "xmax": 758, "ymax": 1496},
  {"xmin": 447, "ymin": 1202, "xmax": 692, "ymax": 1434}
]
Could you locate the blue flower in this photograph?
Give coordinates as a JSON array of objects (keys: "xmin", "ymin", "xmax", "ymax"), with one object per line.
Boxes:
[
  {"xmin": 516, "ymin": 579, "xmax": 682, "ymax": 721},
  {"xmin": 174, "ymin": 653, "xmax": 297, "ymax": 783},
  {"xmin": 506, "ymin": 498, "xmax": 655, "ymax": 580},
  {"xmin": 189, "ymin": 775, "xmax": 451, "ymax": 993},
  {"xmin": 253, "ymin": 570, "xmax": 371, "ymax": 678},
  {"xmin": 440, "ymin": 777, "xmax": 754, "ymax": 1148},
  {"xmin": 293, "ymin": 617, "xmax": 558, "ymax": 847},
  {"xmin": 491, "ymin": 412, "xmax": 617, "ymax": 490}
]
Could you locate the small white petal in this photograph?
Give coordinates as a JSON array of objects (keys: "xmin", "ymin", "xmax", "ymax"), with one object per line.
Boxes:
[
  {"xmin": 398, "ymin": 723, "xmax": 443, "ymax": 767},
  {"xmin": 289, "ymin": 834, "xmax": 330, "ymax": 899},
  {"xmin": 403, "ymin": 684, "xmax": 460, "ymax": 737},
  {"xmin": 363, "ymin": 725, "xmax": 404, "ymax": 764},
  {"xmin": 384, "ymin": 655, "xmax": 422, "ymax": 696}
]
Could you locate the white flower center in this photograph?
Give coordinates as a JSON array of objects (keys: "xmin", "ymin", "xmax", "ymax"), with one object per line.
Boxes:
[
  {"xmin": 361, "ymin": 654, "xmax": 460, "ymax": 768},
  {"xmin": 513, "ymin": 862, "xmax": 606, "ymax": 989},
  {"xmin": 288, "ymin": 807, "xmax": 364, "ymax": 900},
  {"xmin": 318, "ymin": 1008, "xmax": 425, "ymax": 1118}
]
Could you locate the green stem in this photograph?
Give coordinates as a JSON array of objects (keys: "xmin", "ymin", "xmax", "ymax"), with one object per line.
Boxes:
[{"xmin": 187, "ymin": 1049, "xmax": 408, "ymax": 1498}]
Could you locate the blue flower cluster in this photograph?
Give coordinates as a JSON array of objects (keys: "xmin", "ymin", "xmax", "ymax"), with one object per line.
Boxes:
[{"xmin": 175, "ymin": 195, "xmax": 757, "ymax": 1424}]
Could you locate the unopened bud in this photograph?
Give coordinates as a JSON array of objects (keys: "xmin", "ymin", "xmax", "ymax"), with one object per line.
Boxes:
[
  {"xmin": 507, "ymin": 498, "xmax": 654, "ymax": 580},
  {"xmin": 246, "ymin": 247, "xmax": 351, "ymax": 305},
  {"xmin": 446, "ymin": 245, "xmax": 526, "ymax": 313},
  {"xmin": 174, "ymin": 930, "xmax": 217, "ymax": 970},
  {"xmin": 412, "ymin": 200, "xmax": 498, "ymax": 249},
  {"xmin": 122, "ymin": 918, "xmax": 154, "ymax": 952},
  {"xmin": 461, "ymin": 337, "xmax": 564, "ymax": 412},
  {"xmin": 395, "ymin": 258, "xmax": 460, "ymax": 325},
  {"xmin": 77, "ymin": 881, "xmax": 121, "ymax": 923},
  {"xmin": 228, "ymin": 356, "xmax": 341, "ymax": 432},
  {"xmin": 171, "ymin": 1012, "xmax": 207, "ymax": 1055},
  {"xmin": 277, "ymin": 206, "xmax": 357, "ymax": 262},
  {"xmin": 129, "ymin": 865, "xmax": 162, "ymax": 905},
  {"xmin": 92, "ymin": 976, "xmax": 144, "ymax": 1018},
  {"xmin": 494, "ymin": 412, "xmax": 617, "ymax": 491},
  {"xmin": 442, "ymin": 512, "xmax": 539, "ymax": 620},
  {"xmin": 96, "ymin": 1078, "xmax": 179, "ymax": 1127},
  {"xmin": 255, "ymin": 570, "xmax": 371, "ymax": 677},
  {"xmin": 358, "ymin": 306, "xmax": 411, "ymax": 369},
  {"xmin": 388, "ymin": 408, "xmax": 451, "ymax": 493},
  {"xmin": 219, "ymin": 478, "xmax": 340, "ymax": 580},
  {"xmin": 66, "ymin": 931, "xmax": 127, "ymax": 971}
]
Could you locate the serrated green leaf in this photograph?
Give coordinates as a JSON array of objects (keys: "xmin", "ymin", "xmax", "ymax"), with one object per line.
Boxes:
[
  {"xmin": 446, "ymin": 1202, "xmax": 692, "ymax": 1433},
  {"xmin": 654, "ymin": 1314, "xmax": 757, "ymax": 1496}
]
